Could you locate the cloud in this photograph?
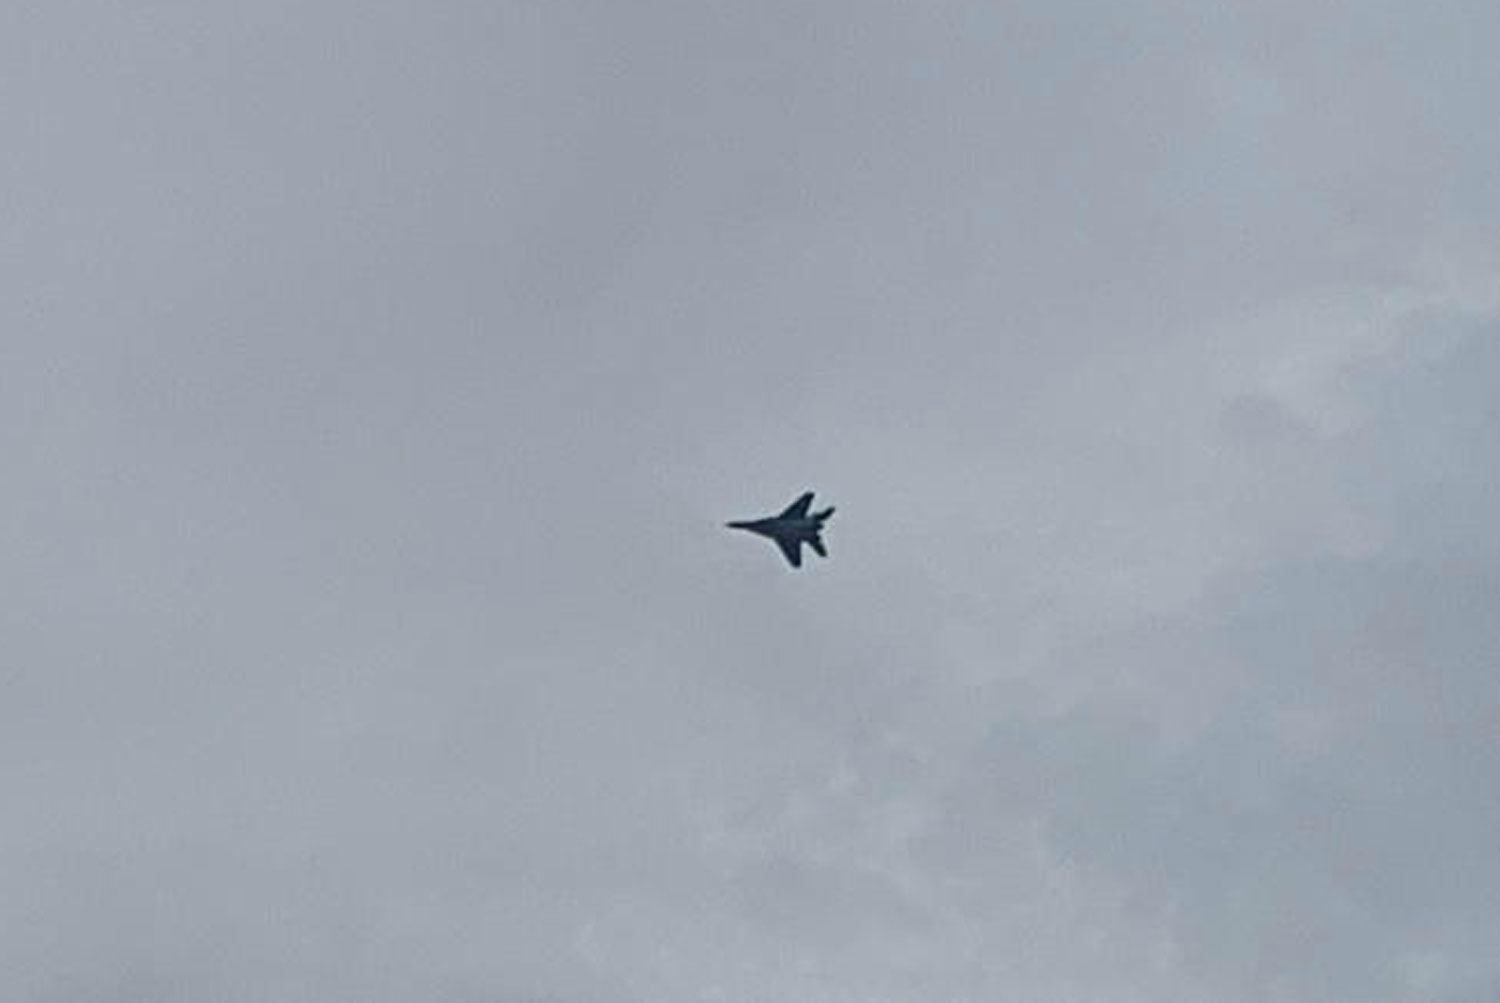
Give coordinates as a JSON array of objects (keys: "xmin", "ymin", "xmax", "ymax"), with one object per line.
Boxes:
[{"xmin": 3, "ymin": 1, "xmax": 1499, "ymax": 1001}]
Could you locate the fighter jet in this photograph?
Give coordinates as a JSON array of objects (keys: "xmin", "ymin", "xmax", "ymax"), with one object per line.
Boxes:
[{"xmin": 726, "ymin": 491, "xmax": 835, "ymax": 569}]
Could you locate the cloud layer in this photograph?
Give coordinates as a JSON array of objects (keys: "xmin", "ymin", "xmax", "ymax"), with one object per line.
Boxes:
[{"xmin": 3, "ymin": 2, "xmax": 1498, "ymax": 1000}]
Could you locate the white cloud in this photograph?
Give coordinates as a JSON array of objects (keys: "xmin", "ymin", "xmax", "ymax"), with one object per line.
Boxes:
[{"xmin": 3, "ymin": 2, "xmax": 1498, "ymax": 1001}]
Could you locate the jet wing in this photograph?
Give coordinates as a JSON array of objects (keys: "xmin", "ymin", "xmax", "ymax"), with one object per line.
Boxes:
[
  {"xmin": 775, "ymin": 536, "xmax": 803, "ymax": 568},
  {"xmin": 779, "ymin": 491, "xmax": 814, "ymax": 519}
]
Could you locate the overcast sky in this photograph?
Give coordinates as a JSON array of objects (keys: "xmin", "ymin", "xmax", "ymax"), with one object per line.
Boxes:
[{"xmin": 4, "ymin": 2, "xmax": 1499, "ymax": 1001}]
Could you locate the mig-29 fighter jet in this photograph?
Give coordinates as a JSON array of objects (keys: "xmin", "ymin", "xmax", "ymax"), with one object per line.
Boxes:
[{"xmin": 726, "ymin": 491, "xmax": 835, "ymax": 569}]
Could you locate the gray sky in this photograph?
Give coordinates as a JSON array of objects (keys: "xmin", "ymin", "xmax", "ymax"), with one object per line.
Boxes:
[{"xmin": 4, "ymin": 2, "xmax": 1499, "ymax": 1000}]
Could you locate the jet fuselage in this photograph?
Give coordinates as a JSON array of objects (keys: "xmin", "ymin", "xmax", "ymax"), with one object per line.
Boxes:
[{"xmin": 725, "ymin": 492, "xmax": 835, "ymax": 569}]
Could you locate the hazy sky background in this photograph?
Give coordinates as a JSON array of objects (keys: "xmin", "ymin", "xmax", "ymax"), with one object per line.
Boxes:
[{"xmin": 4, "ymin": 2, "xmax": 1499, "ymax": 1000}]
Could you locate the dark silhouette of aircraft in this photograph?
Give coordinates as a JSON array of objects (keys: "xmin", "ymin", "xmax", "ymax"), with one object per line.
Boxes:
[{"xmin": 726, "ymin": 491, "xmax": 835, "ymax": 569}]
